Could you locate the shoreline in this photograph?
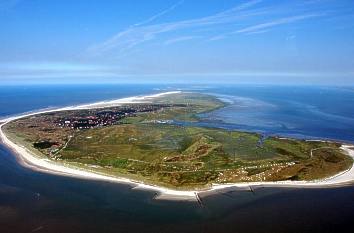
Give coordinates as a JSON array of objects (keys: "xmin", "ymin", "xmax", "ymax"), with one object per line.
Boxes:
[{"xmin": 1, "ymin": 91, "xmax": 354, "ymax": 201}]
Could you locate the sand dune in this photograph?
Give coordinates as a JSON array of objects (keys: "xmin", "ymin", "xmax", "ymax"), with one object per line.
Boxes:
[{"xmin": 1, "ymin": 91, "xmax": 354, "ymax": 201}]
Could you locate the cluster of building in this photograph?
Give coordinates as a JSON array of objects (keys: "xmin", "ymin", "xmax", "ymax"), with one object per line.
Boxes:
[
  {"xmin": 56, "ymin": 104, "xmax": 175, "ymax": 129},
  {"xmin": 57, "ymin": 113, "xmax": 124, "ymax": 129}
]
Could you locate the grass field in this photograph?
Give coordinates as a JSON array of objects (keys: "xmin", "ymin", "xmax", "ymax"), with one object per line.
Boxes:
[{"xmin": 4, "ymin": 92, "xmax": 353, "ymax": 189}]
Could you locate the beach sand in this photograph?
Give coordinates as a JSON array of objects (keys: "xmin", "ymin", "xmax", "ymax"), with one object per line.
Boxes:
[{"xmin": 1, "ymin": 91, "xmax": 354, "ymax": 201}]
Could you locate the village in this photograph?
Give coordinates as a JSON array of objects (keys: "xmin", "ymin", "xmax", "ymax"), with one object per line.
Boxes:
[{"xmin": 55, "ymin": 103, "xmax": 179, "ymax": 129}]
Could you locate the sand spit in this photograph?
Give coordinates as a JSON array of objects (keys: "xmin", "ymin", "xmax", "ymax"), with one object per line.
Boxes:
[{"xmin": 1, "ymin": 91, "xmax": 354, "ymax": 201}]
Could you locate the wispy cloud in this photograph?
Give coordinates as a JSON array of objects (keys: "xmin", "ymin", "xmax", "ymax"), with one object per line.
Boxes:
[
  {"xmin": 85, "ymin": 0, "xmax": 325, "ymax": 59},
  {"xmin": 208, "ymin": 35, "xmax": 227, "ymax": 41},
  {"xmin": 0, "ymin": 62, "xmax": 118, "ymax": 79},
  {"xmin": 85, "ymin": 0, "xmax": 265, "ymax": 58},
  {"xmin": 245, "ymin": 29, "xmax": 269, "ymax": 35},
  {"xmin": 164, "ymin": 36, "xmax": 200, "ymax": 45},
  {"xmin": 134, "ymin": 0, "xmax": 184, "ymax": 26},
  {"xmin": 234, "ymin": 14, "xmax": 322, "ymax": 34}
]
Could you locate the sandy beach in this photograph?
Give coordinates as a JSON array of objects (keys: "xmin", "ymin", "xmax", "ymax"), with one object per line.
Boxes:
[{"xmin": 1, "ymin": 91, "xmax": 354, "ymax": 201}]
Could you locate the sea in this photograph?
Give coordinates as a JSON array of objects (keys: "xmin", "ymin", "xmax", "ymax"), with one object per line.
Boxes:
[{"xmin": 1, "ymin": 84, "xmax": 354, "ymax": 233}]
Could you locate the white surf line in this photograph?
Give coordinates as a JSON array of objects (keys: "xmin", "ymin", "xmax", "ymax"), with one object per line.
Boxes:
[
  {"xmin": 1, "ymin": 91, "xmax": 354, "ymax": 200},
  {"xmin": 0, "ymin": 91, "xmax": 182, "ymax": 123},
  {"xmin": 0, "ymin": 91, "xmax": 197, "ymax": 200},
  {"xmin": 200, "ymin": 144, "xmax": 354, "ymax": 195}
]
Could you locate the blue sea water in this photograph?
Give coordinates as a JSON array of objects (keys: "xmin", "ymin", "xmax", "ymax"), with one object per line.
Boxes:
[
  {"xmin": 1, "ymin": 84, "xmax": 353, "ymax": 143},
  {"xmin": 0, "ymin": 84, "xmax": 169, "ymax": 117},
  {"xmin": 200, "ymin": 85, "xmax": 354, "ymax": 143},
  {"xmin": 1, "ymin": 84, "xmax": 354, "ymax": 233}
]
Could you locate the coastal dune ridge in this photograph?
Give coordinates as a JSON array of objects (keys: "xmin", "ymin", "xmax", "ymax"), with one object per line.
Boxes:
[
  {"xmin": 1, "ymin": 91, "xmax": 354, "ymax": 201},
  {"xmin": 0, "ymin": 91, "xmax": 182, "ymax": 122}
]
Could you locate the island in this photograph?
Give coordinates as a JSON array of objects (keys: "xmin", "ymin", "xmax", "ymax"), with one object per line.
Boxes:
[{"xmin": 1, "ymin": 92, "xmax": 353, "ymax": 193}]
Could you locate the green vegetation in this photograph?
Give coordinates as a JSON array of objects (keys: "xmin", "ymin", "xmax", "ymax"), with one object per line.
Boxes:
[{"xmin": 3, "ymin": 92, "xmax": 353, "ymax": 189}]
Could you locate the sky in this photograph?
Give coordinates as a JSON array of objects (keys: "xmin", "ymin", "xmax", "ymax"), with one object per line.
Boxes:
[{"xmin": 0, "ymin": 0, "xmax": 354, "ymax": 85}]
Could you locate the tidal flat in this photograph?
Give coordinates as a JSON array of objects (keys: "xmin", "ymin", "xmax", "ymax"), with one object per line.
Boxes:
[{"xmin": 3, "ymin": 92, "xmax": 353, "ymax": 190}]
